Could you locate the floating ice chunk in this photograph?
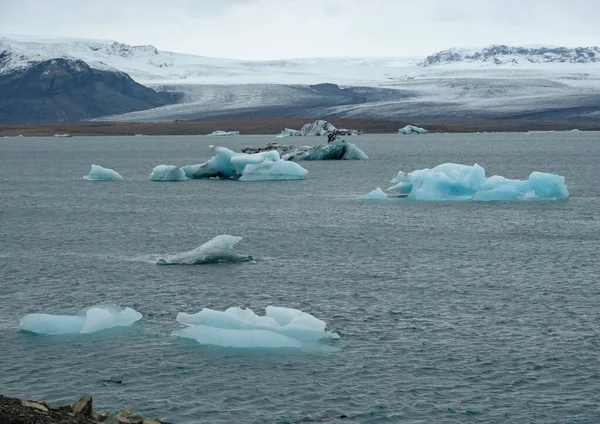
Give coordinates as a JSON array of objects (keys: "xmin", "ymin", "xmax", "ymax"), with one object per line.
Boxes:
[
  {"xmin": 231, "ymin": 150, "xmax": 282, "ymax": 174},
  {"xmin": 209, "ymin": 130, "xmax": 240, "ymax": 136},
  {"xmin": 278, "ymin": 128, "xmax": 302, "ymax": 137},
  {"xmin": 239, "ymin": 159, "xmax": 308, "ymax": 181},
  {"xmin": 19, "ymin": 305, "xmax": 142, "ymax": 335},
  {"xmin": 360, "ymin": 187, "xmax": 389, "ymax": 200},
  {"xmin": 570, "ymin": 129, "xmax": 581, "ymax": 132},
  {"xmin": 380, "ymin": 163, "xmax": 569, "ymax": 201},
  {"xmin": 156, "ymin": 235, "xmax": 252, "ymax": 265},
  {"xmin": 242, "ymin": 140, "xmax": 368, "ymax": 161},
  {"xmin": 174, "ymin": 306, "xmax": 338, "ymax": 348},
  {"xmin": 53, "ymin": 133, "xmax": 72, "ymax": 137},
  {"xmin": 149, "ymin": 165, "xmax": 186, "ymax": 181},
  {"xmin": 83, "ymin": 164, "xmax": 123, "ymax": 181},
  {"xmin": 185, "ymin": 146, "xmax": 240, "ymax": 179},
  {"xmin": 399, "ymin": 125, "xmax": 428, "ymax": 135},
  {"xmin": 185, "ymin": 146, "xmax": 308, "ymax": 181}
]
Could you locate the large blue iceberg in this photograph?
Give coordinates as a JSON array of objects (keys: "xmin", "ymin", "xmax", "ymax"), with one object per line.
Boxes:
[
  {"xmin": 19, "ymin": 305, "xmax": 143, "ymax": 335},
  {"xmin": 183, "ymin": 146, "xmax": 308, "ymax": 181},
  {"xmin": 83, "ymin": 164, "xmax": 123, "ymax": 181},
  {"xmin": 156, "ymin": 235, "xmax": 252, "ymax": 265},
  {"xmin": 174, "ymin": 306, "xmax": 339, "ymax": 348},
  {"xmin": 364, "ymin": 163, "xmax": 569, "ymax": 201}
]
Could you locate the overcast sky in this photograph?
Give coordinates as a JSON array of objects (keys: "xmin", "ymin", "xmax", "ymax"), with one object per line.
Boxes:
[{"xmin": 1, "ymin": 0, "xmax": 598, "ymax": 60}]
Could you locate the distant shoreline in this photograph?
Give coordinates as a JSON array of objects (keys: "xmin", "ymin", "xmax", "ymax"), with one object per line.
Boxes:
[{"xmin": 1, "ymin": 118, "xmax": 599, "ymax": 137}]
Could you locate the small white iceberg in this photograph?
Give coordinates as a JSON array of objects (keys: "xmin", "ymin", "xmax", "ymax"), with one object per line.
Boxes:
[
  {"xmin": 83, "ymin": 164, "xmax": 123, "ymax": 181},
  {"xmin": 157, "ymin": 235, "xmax": 252, "ymax": 265},
  {"xmin": 54, "ymin": 133, "xmax": 72, "ymax": 138},
  {"xmin": 19, "ymin": 305, "xmax": 142, "ymax": 335},
  {"xmin": 149, "ymin": 165, "xmax": 187, "ymax": 181},
  {"xmin": 399, "ymin": 125, "xmax": 428, "ymax": 135},
  {"xmin": 174, "ymin": 306, "xmax": 339, "ymax": 348},
  {"xmin": 209, "ymin": 130, "xmax": 240, "ymax": 136}
]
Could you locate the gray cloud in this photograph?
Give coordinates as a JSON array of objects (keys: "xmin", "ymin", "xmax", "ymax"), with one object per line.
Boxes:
[{"xmin": 1, "ymin": 0, "xmax": 599, "ymax": 59}]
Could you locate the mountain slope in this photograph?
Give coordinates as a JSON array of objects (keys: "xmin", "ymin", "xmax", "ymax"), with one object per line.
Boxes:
[{"xmin": 0, "ymin": 57, "xmax": 176, "ymax": 124}]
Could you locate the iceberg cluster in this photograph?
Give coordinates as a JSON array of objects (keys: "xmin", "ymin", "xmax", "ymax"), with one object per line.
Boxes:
[
  {"xmin": 149, "ymin": 165, "xmax": 187, "ymax": 182},
  {"xmin": 83, "ymin": 164, "xmax": 123, "ymax": 181},
  {"xmin": 364, "ymin": 163, "xmax": 569, "ymax": 201},
  {"xmin": 242, "ymin": 140, "xmax": 368, "ymax": 161},
  {"xmin": 278, "ymin": 120, "xmax": 362, "ymax": 137},
  {"xmin": 157, "ymin": 235, "xmax": 252, "ymax": 265},
  {"xmin": 399, "ymin": 125, "xmax": 429, "ymax": 135},
  {"xmin": 209, "ymin": 130, "xmax": 240, "ymax": 136},
  {"xmin": 183, "ymin": 145, "xmax": 308, "ymax": 181},
  {"xmin": 19, "ymin": 305, "xmax": 142, "ymax": 335},
  {"xmin": 174, "ymin": 306, "xmax": 339, "ymax": 348}
]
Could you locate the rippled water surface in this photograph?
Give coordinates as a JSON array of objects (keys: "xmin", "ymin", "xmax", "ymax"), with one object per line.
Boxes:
[{"xmin": 1, "ymin": 133, "xmax": 599, "ymax": 423}]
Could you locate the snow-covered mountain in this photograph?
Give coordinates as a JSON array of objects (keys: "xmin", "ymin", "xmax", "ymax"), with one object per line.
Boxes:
[
  {"xmin": 420, "ymin": 45, "xmax": 600, "ymax": 67},
  {"xmin": 2, "ymin": 35, "xmax": 600, "ymax": 124}
]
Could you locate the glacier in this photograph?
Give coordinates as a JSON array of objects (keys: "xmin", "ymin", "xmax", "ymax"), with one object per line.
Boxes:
[
  {"xmin": 149, "ymin": 165, "xmax": 187, "ymax": 181},
  {"xmin": 174, "ymin": 306, "xmax": 339, "ymax": 348},
  {"xmin": 241, "ymin": 140, "xmax": 368, "ymax": 161},
  {"xmin": 365, "ymin": 163, "xmax": 569, "ymax": 201},
  {"xmin": 399, "ymin": 125, "xmax": 429, "ymax": 135},
  {"xmin": 19, "ymin": 305, "xmax": 142, "ymax": 335},
  {"xmin": 184, "ymin": 145, "xmax": 308, "ymax": 181},
  {"xmin": 83, "ymin": 164, "xmax": 123, "ymax": 181},
  {"xmin": 209, "ymin": 130, "xmax": 240, "ymax": 136},
  {"xmin": 156, "ymin": 235, "xmax": 252, "ymax": 265}
]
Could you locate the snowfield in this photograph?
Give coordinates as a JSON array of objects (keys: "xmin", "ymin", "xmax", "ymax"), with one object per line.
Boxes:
[{"xmin": 2, "ymin": 35, "xmax": 600, "ymax": 122}]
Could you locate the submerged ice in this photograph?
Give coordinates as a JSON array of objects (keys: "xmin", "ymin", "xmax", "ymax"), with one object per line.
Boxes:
[
  {"xmin": 83, "ymin": 164, "xmax": 123, "ymax": 181},
  {"xmin": 157, "ymin": 235, "xmax": 252, "ymax": 265},
  {"xmin": 19, "ymin": 305, "xmax": 142, "ymax": 335},
  {"xmin": 174, "ymin": 306, "xmax": 339, "ymax": 348},
  {"xmin": 184, "ymin": 145, "xmax": 308, "ymax": 181},
  {"xmin": 365, "ymin": 163, "xmax": 569, "ymax": 201}
]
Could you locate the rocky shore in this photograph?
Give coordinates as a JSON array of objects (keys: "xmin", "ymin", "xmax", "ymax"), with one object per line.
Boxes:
[{"xmin": 0, "ymin": 395, "xmax": 171, "ymax": 424}]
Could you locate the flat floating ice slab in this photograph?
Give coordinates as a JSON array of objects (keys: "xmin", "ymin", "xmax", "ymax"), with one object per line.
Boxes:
[
  {"xmin": 83, "ymin": 164, "xmax": 123, "ymax": 181},
  {"xmin": 157, "ymin": 235, "xmax": 252, "ymax": 265},
  {"xmin": 364, "ymin": 163, "xmax": 569, "ymax": 201},
  {"xmin": 174, "ymin": 306, "xmax": 339, "ymax": 348},
  {"xmin": 19, "ymin": 305, "xmax": 142, "ymax": 335}
]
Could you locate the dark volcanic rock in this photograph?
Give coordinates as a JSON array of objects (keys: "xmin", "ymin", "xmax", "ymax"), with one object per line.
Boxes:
[{"xmin": 0, "ymin": 58, "xmax": 178, "ymax": 124}]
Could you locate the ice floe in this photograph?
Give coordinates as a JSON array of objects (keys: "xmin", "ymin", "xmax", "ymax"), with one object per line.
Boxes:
[
  {"xmin": 174, "ymin": 306, "xmax": 339, "ymax": 348},
  {"xmin": 183, "ymin": 145, "xmax": 308, "ymax": 181},
  {"xmin": 19, "ymin": 305, "xmax": 142, "ymax": 335},
  {"xmin": 363, "ymin": 163, "xmax": 569, "ymax": 201},
  {"xmin": 209, "ymin": 130, "xmax": 240, "ymax": 136},
  {"xmin": 241, "ymin": 139, "xmax": 368, "ymax": 161}
]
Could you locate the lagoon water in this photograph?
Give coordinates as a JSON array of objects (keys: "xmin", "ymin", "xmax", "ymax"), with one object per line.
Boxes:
[{"xmin": 0, "ymin": 133, "xmax": 599, "ymax": 423}]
